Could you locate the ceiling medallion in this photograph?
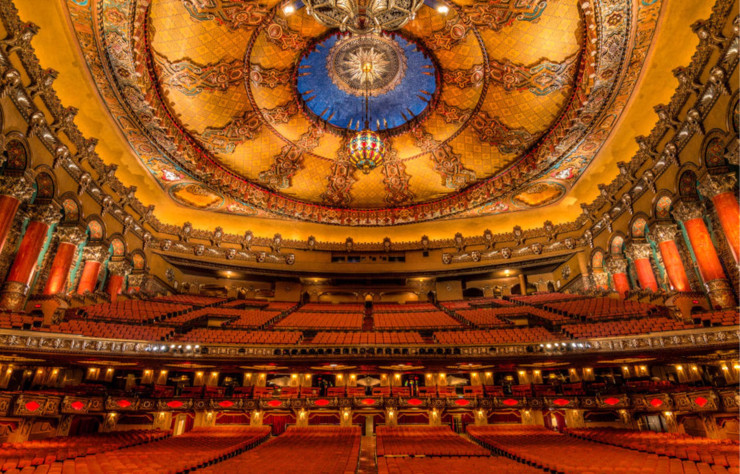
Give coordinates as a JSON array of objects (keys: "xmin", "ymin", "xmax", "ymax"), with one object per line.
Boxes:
[
  {"xmin": 304, "ymin": 0, "xmax": 425, "ymax": 35},
  {"xmin": 328, "ymin": 34, "xmax": 406, "ymax": 97}
]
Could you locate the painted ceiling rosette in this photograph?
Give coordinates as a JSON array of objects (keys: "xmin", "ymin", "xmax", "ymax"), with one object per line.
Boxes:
[{"xmin": 64, "ymin": 0, "xmax": 663, "ymax": 226}]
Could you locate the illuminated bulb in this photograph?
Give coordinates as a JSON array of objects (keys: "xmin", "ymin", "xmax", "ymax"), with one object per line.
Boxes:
[
  {"xmin": 437, "ymin": 5, "xmax": 449, "ymax": 14},
  {"xmin": 283, "ymin": 4, "xmax": 295, "ymax": 15},
  {"xmin": 676, "ymin": 365, "xmax": 683, "ymax": 371}
]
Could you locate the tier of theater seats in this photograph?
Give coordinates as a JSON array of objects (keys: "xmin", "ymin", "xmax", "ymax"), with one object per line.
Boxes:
[
  {"xmin": 78, "ymin": 301, "xmax": 191, "ymax": 323},
  {"xmin": 175, "ymin": 328, "xmax": 302, "ymax": 345},
  {"xmin": 300, "ymin": 303, "xmax": 364, "ymax": 312},
  {"xmin": 565, "ymin": 428, "xmax": 739, "ymax": 469},
  {"xmin": 509, "ymin": 293, "xmax": 588, "ymax": 305},
  {"xmin": 467, "ymin": 425, "xmax": 733, "ymax": 474},
  {"xmin": 153, "ymin": 295, "xmax": 225, "ymax": 306},
  {"xmin": 434, "ymin": 327, "xmax": 557, "ymax": 345},
  {"xmin": 374, "ymin": 303, "xmax": 438, "ymax": 312},
  {"xmin": 274, "ymin": 312, "xmax": 364, "ymax": 330},
  {"xmin": 545, "ymin": 297, "xmax": 660, "ymax": 321},
  {"xmin": 199, "ymin": 427, "xmax": 360, "ymax": 474},
  {"xmin": 28, "ymin": 426, "xmax": 271, "ymax": 474},
  {"xmin": 310, "ymin": 331, "xmax": 424, "ymax": 345},
  {"xmin": 165, "ymin": 308, "xmax": 280, "ymax": 328},
  {"xmin": 377, "ymin": 455, "xmax": 543, "ymax": 474},
  {"xmin": 561, "ymin": 317, "xmax": 696, "ymax": 338},
  {"xmin": 44, "ymin": 320, "xmax": 173, "ymax": 341},
  {"xmin": 376, "ymin": 426, "xmax": 489, "ymax": 457},
  {"xmin": 374, "ymin": 312, "xmax": 462, "ymax": 329},
  {"xmin": 0, "ymin": 313, "xmax": 41, "ymax": 330},
  {"xmin": 692, "ymin": 311, "xmax": 740, "ymax": 327},
  {"xmin": 455, "ymin": 307, "xmax": 523, "ymax": 327},
  {"xmin": 0, "ymin": 430, "xmax": 168, "ymax": 472}
]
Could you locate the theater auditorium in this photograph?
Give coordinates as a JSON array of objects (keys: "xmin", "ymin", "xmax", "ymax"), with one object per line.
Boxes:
[{"xmin": 0, "ymin": 0, "xmax": 736, "ymax": 472}]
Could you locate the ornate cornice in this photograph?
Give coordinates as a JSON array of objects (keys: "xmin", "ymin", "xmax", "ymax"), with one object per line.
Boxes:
[{"xmin": 697, "ymin": 172, "xmax": 738, "ymax": 198}]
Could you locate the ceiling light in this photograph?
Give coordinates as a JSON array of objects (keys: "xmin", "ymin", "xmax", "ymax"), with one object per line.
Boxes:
[
  {"xmin": 283, "ymin": 4, "xmax": 295, "ymax": 15},
  {"xmin": 437, "ymin": 5, "xmax": 449, "ymax": 14}
]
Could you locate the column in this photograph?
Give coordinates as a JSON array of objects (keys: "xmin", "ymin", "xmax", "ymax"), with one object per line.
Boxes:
[
  {"xmin": 576, "ymin": 250, "xmax": 591, "ymax": 290},
  {"xmin": 673, "ymin": 200, "xmax": 735, "ymax": 309},
  {"xmin": 698, "ymin": 173, "xmax": 739, "ymax": 263},
  {"xmin": 42, "ymin": 226, "xmax": 86, "ymax": 295},
  {"xmin": 625, "ymin": 242, "xmax": 659, "ymax": 292},
  {"xmin": 106, "ymin": 260, "xmax": 131, "ymax": 302},
  {"xmin": 0, "ymin": 205, "xmax": 61, "ymax": 311},
  {"xmin": 652, "ymin": 224, "xmax": 692, "ymax": 292},
  {"xmin": 76, "ymin": 245, "xmax": 110, "ymax": 295},
  {"xmin": 0, "ymin": 176, "xmax": 34, "ymax": 256},
  {"xmin": 592, "ymin": 270, "xmax": 610, "ymax": 290},
  {"xmin": 518, "ymin": 273, "xmax": 527, "ymax": 295},
  {"xmin": 606, "ymin": 257, "xmax": 630, "ymax": 298}
]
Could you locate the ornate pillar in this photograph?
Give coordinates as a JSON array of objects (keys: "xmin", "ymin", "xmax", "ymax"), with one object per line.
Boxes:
[
  {"xmin": 0, "ymin": 176, "xmax": 34, "ymax": 256},
  {"xmin": 625, "ymin": 242, "xmax": 659, "ymax": 292},
  {"xmin": 606, "ymin": 257, "xmax": 630, "ymax": 298},
  {"xmin": 698, "ymin": 173, "xmax": 739, "ymax": 263},
  {"xmin": 75, "ymin": 245, "xmax": 110, "ymax": 295},
  {"xmin": 592, "ymin": 270, "xmax": 610, "ymax": 290},
  {"xmin": 0, "ymin": 205, "xmax": 61, "ymax": 310},
  {"xmin": 673, "ymin": 201, "xmax": 735, "ymax": 309},
  {"xmin": 576, "ymin": 250, "xmax": 591, "ymax": 290},
  {"xmin": 518, "ymin": 273, "xmax": 527, "ymax": 295},
  {"xmin": 652, "ymin": 224, "xmax": 692, "ymax": 292},
  {"xmin": 106, "ymin": 260, "xmax": 131, "ymax": 302},
  {"xmin": 42, "ymin": 226, "xmax": 86, "ymax": 295}
]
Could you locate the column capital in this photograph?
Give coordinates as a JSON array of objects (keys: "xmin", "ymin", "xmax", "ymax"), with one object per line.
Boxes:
[
  {"xmin": 671, "ymin": 200, "xmax": 704, "ymax": 223},
  {"xmin": 625, "ymin": 242, "xmax": 653, "ymax": 261},
  {"xmin": 605, "ymin": 257, "xmax": 628, "ymax": 274},
  {"xmin": 56, "ymin": 225, "xmax": 86, "ymax": 245},
  {"xmin": 82, "ymin": 245, "xmax": 110, "ymax": 263},
  {"xmin": 107, "ymin": 260, "xmax": 132, "ymax": 277},
  {"xmin": 652, "ymin": 223, "xmax": 680, "ymax": 243},
  {"xmin": 698, "ymin": 173, "xmax": 737, "ymax": 198},
  {"xmin": 0, "ymin": 175, "xmax": 34, "ymax": 202},
  {"xmin": 28, "ymin": 203, "xmax": 62, "ymax": 226}
]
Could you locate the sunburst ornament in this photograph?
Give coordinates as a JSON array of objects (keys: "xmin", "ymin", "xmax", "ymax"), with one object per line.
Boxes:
[
  {"xmin": 348, "ymin": 129, "xmax": 386, "ymax": 173},
  {"xmin": 341, "ymin": 47, "xmax": 389, "ymax": 86}
]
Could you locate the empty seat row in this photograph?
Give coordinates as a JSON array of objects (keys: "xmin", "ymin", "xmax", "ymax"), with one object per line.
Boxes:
[
  {"xmin": 561, "ymin": 317, "xmax": 696, "ymax": 338},
  {"xmin": 377, "ymin": 455, "xmax": 543, "ymax": 474},
  {"xmin": 310, "ymin": 331, "xmax": 424, "ymax": 345},
  {"xmin": 374, "ymin": 312, "xmax": 462, "ymax": 329},
  {"xmin": 44, "ymin": 320, "xmax": 173, "ymax": 341},
  {"xmin": 175, "ymin": 328, "xmax": 302, "ymax": 345},
  {"xmin": 434, "ymin": 327, "xmax": 557, "ymax": 345},
  {"xmin": 198, "ymin": 427, "xmax": 360, "ymax": 474},
  {"xmin": 545, "ymin": 297, "xmax": 659, "ymax": 321},
  {"xmin": 79, "ymin": 301, "xmax": 191, "ymax": 323},
  {"xmin": 274, "ymin": 312, "xmax": 364, "ymax": 330},
  {"xmin": 376, "ymin": 426, "xmax": 489, "ymax": 457},
  {"xmin": 153, "ymin": 295, "xmax": 225, "ymax": 306}
]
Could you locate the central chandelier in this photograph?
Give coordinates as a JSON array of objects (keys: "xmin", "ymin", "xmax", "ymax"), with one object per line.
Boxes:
[
  {"xmin": 347, "ymin": 54, "xmax": 386, "ymax": 173},
  {"xmin": 304, "ymin": 0, "xmax": 424, "ymax": 34}
]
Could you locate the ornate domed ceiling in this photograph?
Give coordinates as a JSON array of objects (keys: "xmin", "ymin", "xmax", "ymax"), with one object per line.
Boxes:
[{"xmin": 63, "ymin": 0, "xmax": 663, "ymax": 226}]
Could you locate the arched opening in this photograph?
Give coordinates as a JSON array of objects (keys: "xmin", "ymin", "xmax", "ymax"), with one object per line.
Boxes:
[
  {"xmin": 547, "ymin": 281, "xmax": 556, "ymax": 292},
  {"xmin": 462, "ymin": 287, "xmax": 484, "ymax": 299}
]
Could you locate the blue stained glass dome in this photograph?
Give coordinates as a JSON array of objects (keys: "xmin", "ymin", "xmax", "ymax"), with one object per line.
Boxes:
[{"xmin": 295, "ymin": 32, "xmax": 438, "ymax": 132}]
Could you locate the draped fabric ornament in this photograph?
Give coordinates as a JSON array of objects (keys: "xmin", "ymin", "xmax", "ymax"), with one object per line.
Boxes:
[{"xmin": 304, "ymin": 0, "xmax": 424, "ymax": 35}]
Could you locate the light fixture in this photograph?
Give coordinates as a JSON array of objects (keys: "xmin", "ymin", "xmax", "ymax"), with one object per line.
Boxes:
[
  {"xmin": 305, "ymin": 0, "xmax": 425, "ymax": 35},
  {"xmin": 437, "ymin": 5, "xmax": 449, "ymax": 14},
  {"xmin": 283, "ymin": 4, "xmax": 295, "ymax": 15}
]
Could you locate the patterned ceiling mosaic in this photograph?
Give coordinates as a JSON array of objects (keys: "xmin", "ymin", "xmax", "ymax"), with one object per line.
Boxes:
[{"xmin": 63, "ymin": 0, "xmax": 664, "ymax": 226}]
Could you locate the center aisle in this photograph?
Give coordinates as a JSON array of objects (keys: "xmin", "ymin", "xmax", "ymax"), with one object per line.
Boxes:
[{"xmin": 358, "ymin": 436, "xmax": 378, "ymax": 474}]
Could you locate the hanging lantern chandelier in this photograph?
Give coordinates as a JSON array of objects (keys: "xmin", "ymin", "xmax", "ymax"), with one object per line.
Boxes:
[
  {"xmin": 346, "ymin": 46, "xmax": 387, "ymax": 173},
  {"xmin": 304, "ymin": 0, "xmax": 424, "ymax": 35}
]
